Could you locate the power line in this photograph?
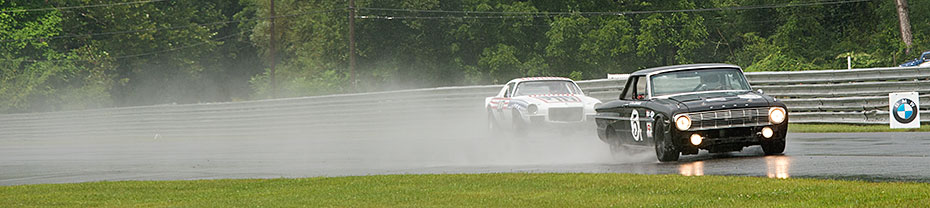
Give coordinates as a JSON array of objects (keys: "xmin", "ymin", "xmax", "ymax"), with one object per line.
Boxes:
[
  {"xmin": 109, "ymin": 31, "xmax": 245, "ymax": 60},
  {"xmin": 1, "ymin": 0, "xmax": 169, "ymax": 13},
  {"xmin": 359, "ymin": 8, "xmax": 857, "ymax": 29},
  {"xmin": 357, "ymin": 0, "xmax": 874, "ymax": 17},
  {"xmin": 359, "ymin": 16, "xmax": 774, "ymax": 28},
  {"xmin": 1, "ymin": 8, "xmax": 347, "ymax": 42},
  {"xmin": 358, "ymin": 14, "xmax": 553, "ymax": 20}
]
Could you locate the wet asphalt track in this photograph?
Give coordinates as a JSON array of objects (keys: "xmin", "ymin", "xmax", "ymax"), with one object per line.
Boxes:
[{"xmin": 3, "ymin": 131, "xmax": 930, "ymax": 185}]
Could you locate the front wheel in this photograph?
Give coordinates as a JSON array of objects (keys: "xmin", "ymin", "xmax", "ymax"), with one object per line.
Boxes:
[
  {"xmin": 487, "ymin": 111, "xmax": 501, "ymax": 136},
  {"xmin": 654, "ymin": 121, "xmax": 680, "ymax": 162},
  {"xmin": 512, "ymin": 112, "xmax": 528, "ymax": 137}
]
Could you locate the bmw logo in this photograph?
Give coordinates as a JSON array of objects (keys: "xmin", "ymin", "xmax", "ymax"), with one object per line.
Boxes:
[{"xmin": 893, "ymin": 98, "xmax": 919, "ymax": 123}]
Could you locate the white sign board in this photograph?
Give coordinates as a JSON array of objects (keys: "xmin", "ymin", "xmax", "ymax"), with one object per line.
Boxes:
[{"xmin": 889, "ymin": 92, "xmax": 920, "ymax": 129}]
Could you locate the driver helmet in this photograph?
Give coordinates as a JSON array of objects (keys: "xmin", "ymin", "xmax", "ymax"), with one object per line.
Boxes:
[{"xmin": 701, "ymin": 74, "xmax": 724, "ymax": 90}]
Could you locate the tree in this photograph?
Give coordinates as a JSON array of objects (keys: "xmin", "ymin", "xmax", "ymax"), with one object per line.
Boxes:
[
  {"xmin": 0, "ymin": 1, "xmax": 115, "ymax": 113},
  {"xmin": 634, "ymin": 1, "xmax": 708, "ymax": 66}
]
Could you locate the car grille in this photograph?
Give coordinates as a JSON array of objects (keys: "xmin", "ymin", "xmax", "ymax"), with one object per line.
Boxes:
[
  {"xmin": 549, "ymin": 107, "xmax": 584, "ymax": 122},
  {"xmin": 687, "ymin": 107, "xmax": 770, "ymax": 131}
]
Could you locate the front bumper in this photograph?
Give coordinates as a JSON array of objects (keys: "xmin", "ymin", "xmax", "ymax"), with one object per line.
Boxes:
[
  {"xmin": 673, "ymin": 123, "xmax": 787, "ymax": 154},
  {"xmin": 528, "ymin": 114, "xmax": 595, "ymax": 124},
  {"xmin": 524, "ymin": 114, "xmax": 596, "ymax": 130}
]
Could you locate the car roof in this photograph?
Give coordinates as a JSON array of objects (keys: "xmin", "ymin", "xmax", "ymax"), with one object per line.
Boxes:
[
  {"xmin": 629, "ymin": 63, "xmax": 741, "ymax": 76},
  {"xmin": 507, "ymin": 77, "xmax": 573, "ymax": 83}
]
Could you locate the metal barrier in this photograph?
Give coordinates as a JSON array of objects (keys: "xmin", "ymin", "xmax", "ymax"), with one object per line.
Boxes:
[
  {"xmin": 1, "ymin": 66, "xmax": 928, "ymax": 140},
  {"xmin": 745, "ymin": 66, "xmax": 930, "ymax": 124}
]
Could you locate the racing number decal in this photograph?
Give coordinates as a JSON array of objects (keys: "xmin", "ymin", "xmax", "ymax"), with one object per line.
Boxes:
[
  {"xmin": 646, "ymin": 123, "xmax": 653, "ymax": 138},
  {"xmin": 630, "ymin": 110, "xmax": 642, "ymax": 141},
  {"xmin": 645, "ymin": 110, "xmax": 654, "ymax": 138},
  {"xmin": 491, "ymin": 98, "xmax": 509, "ymax": 110}
]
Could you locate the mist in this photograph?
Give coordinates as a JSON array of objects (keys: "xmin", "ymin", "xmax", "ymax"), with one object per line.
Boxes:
[{"xmin": 0, "ymin": 97, "xmax": 658, "ymax": 185}]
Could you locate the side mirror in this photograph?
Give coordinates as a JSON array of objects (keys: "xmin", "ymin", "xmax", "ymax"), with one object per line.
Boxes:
[{"xmin": 756, "ymin": 89, "xmax": 764, "ymax": 94}]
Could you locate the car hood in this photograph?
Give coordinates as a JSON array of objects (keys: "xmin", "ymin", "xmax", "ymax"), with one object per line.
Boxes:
[
  {"xmin": 526, "ymin": 94, "xmax": 587, "ymax": 104},
  {"xmin": 900, "ymin": 59, "xmax": 922, "ymax": 67},
  {"xmin": 514, "ymin": 94, "xmax": 600, "ymax": 109},
  {"xmin": 667, "ymin": 91, "xmax": 771, "ymax": 112}
]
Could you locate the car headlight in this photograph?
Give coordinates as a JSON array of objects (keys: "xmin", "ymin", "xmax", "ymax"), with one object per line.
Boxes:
[
  {"xmin": 527, "ymin": 104, "xmax": 538, "ymax": 115},
  {"xmin": 675, "ymin": 114, "xmax": 691, "ymax": 131},
  {"xmin": 769, "ymin": 107, "xmax": 786, "ymax": 124}
]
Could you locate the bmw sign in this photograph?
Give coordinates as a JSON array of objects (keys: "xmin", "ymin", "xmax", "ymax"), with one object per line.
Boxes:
[{"xmin": 890, "ymin": 92, "xmax": 920, "ymax": 129}]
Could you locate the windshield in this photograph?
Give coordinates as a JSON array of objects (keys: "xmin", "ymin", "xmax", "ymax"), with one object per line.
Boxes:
[
  {"xmin": 513, "ymin": 80, "xmax": 582, "ymax": 96},
  {"xmin": 650, "ymin": 68, "xmax": 751, "ymax": 97}
]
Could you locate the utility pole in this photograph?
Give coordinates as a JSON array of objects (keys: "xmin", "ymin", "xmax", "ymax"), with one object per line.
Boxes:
[
  {"xmin": 895, "ymin": 0, "xmax": 913, "ymax": 55},
  {"xmin": 348, "ymin": 0, "xmax": 357, "ymax": 91},
  {"xmin": 269, "ymin": 0, "xmax": 277, "ymax": 98}
]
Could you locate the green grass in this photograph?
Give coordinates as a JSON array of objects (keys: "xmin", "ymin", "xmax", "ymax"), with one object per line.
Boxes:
[
  {"xmin": 3, "ymin": 173, "xmax": 929, "ymax": 207},
  {"xmin": 789, "ymin": 123, "xmax": 930, "ymax": 133}
]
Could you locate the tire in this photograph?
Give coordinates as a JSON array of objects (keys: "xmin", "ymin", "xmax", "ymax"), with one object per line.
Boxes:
[
  {"xmin": 605, "ymin": 126, "xmax": 622, "ymax": 151},
  {"xmin": 487, "ymin": 111, "xmax": 500, "ymax": 136},
  {"xmin": 512, "ymin": 111, "xmax": 528, "ymax": 137},
  {"xmin": 609, "ymin": 144, "xmax": 630, "ymax": 160},
  {"xmin": 608, "ymin": 144, "xmax": 624, "ymax": 153},
  {"xmin": 654, "ymin": 120, "xmax": 680, "ymax": 162},
  {"xmin": 605, "ymin": 126, "xmax": 628, "ymax": 159},
  {"xmin": 761, "ymin": 135, "xmax": 786, "ymax": 155}
]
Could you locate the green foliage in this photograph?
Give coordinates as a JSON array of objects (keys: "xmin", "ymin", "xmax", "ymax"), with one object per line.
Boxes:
[
  {"xmin": 1, "ymin": 0, "xmax": 259, "ymax": 112},
  {"xmin": 568, "ymin": 71, "xmax": 583, "ymax": 81},
  {"xmin": 545, "ymin": 15, "xmax": 635, "ymax": 77},
  {"xmin": 0, "ymin": 51, "xmax": 115, "ymax": 113},
  {"xmin": 479, "ymin": 44, "xmax": 527, "ymax": 83},
  {"xmin": 835, "ymin": 52, "xmax": 883, "ymax": 69},
  {"xmin": 744, "ymin": 53, "xmax": 819, "ymax": 72},
  {"xmin": 0, "ymin": 1, "xmax": 87, "ymax": 113},
  {"xmin": 732, "ymin": 32, "xmax": 818, "ymax": 72},
  {"xmin": 4, "ymin": 0, "xmax": 930, "ymax": 113},
  {"xmin": 635, "ymin": 1, "xmax": 708, "ymax": 66}
]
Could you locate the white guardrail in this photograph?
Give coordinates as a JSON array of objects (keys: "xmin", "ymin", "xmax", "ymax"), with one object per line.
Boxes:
[{"xmin": 1, "ymin": 66, "xmax": 928, "ymax": 140}]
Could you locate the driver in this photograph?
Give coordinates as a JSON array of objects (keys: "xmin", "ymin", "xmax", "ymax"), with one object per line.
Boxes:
[
  {"xmin": 699, "ymin": 74, "xmax": 725, "ymax": 91},
  {"xmin": 550, "ymin": 83, "xmax": 570, "ymax": 94}
]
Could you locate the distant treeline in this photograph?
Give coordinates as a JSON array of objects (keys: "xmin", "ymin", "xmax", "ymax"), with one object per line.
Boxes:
[{"xmin": 0, "ymin": 0, "xmax": 927, "ymax": 113}]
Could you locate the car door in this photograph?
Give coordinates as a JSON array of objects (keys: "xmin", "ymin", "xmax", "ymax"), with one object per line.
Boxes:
[
  {"xmin": 489, "ymin": 84, "xmax": 507, "ymax": 123},
  {"xmin": 498, "ymin": 82, "xmax": 516, "ymax": 128},
  {"xmin": 612, "ymin": 76, "xmax": 652, "ymax": 146}
]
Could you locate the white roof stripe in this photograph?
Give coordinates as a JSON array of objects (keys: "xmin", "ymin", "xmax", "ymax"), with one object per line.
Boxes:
[{"xmin": 511, "ymin": 77, "xmax": 573, "ymax": 82}]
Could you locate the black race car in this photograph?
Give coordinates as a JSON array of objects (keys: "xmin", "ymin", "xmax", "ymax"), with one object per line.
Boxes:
[{"xmin": 595, "ymin": 64, "xmax": 787, "ymax": 162}]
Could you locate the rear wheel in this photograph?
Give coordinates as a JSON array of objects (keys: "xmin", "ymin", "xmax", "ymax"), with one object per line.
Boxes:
[
  {"xmin": 609, "ymin": 144, "xmax": 631, "ymax": 160},
  {"xmin": 654, "ymin": 121, "xmax": 680, "ymax": 162},
  {"xmin": 605, "ymin": 126, "xmax": 629, "ymax": 159},
  {"xmin": 605, "ymin": 126, "xmax": 622, "ymax": 152}
]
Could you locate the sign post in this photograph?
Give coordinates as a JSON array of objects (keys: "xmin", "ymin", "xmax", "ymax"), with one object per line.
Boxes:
[{"xmin": 890, "ymin": 92, "xmax": 920, "ymax": 129}]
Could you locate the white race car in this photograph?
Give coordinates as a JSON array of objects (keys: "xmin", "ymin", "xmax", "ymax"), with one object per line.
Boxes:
[{"xmin": 485, "ymin": 77, "xmax": 601, "ymax": 135}]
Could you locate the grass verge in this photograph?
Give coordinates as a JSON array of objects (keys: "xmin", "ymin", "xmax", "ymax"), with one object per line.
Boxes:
[
  {"xmin": 789, "ymin": 123, "xmax": 930, "ymax": 133},
  {"xmin": 2, "ymin": 173, "xmax": 929, "ymax": 207}
]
